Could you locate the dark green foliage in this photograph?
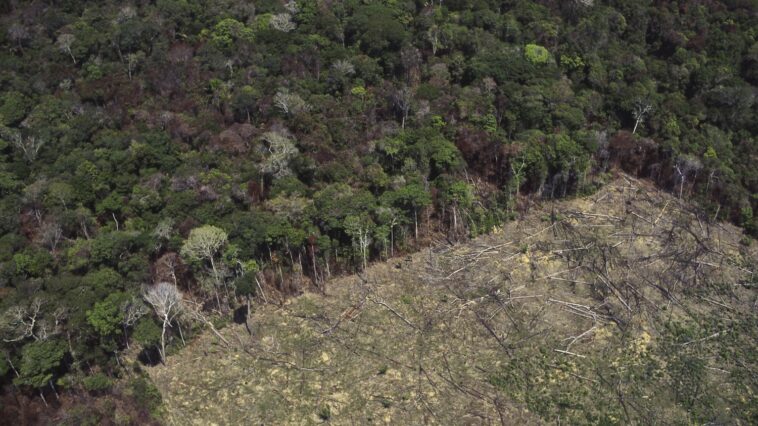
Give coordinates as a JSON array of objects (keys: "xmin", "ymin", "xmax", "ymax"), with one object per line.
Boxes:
[
  {"xmin": 317, "ymin": 405, "xmax": 331, "ymax": 421},
  {"xmin": 347, "ymin": 5, "xmax": 408, "ymax": 58},
  {"xmin": 82, "ymin": 373, "xmax": 113, "ymax": 393},
  {"xmin": 15, "ymin": 339, "xmax": 66, "ymax": 389},
  {"xmin": 87, "ymin": 292, "xmax": 128, "ymax": 337},
  {"xmin": 234, "ymin": 274, "xmax": 256, "ymax": 298},
  {"xmin": 133, "ymin": 319, "xmax": 161, "ymax": 349},
  {"xmin": 0, "ymin": 91, "xmax": 31, "ymax": 126},
  {"xmin": 0, "ymin": 0, "xmax": 755, "ymax": 414},
  {"xmin": 127, "ymin": 376, "xmax": 162, "ymax": 415}
]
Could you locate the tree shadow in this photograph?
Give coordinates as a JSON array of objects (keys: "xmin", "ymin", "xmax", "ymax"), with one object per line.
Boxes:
[
  {"xmin": 137, "ymin": 346, "xmax": 162, "ymax": 366},
  {"xmin": 233, "ymin": 304, "xmax": 248, "ymax": 325}
]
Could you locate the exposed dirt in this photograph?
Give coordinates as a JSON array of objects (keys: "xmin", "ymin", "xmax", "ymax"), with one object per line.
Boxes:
[{"xmin": 149, "ymin": 177, "xmax": 757, "ymax": 425}]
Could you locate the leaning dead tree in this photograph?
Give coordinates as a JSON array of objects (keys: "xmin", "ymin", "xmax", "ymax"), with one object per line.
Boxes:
[
  {"xmin": 631, "ymin": 98, "xmax": 652, "ymax": 134},
  {"xmin": 56, "ymin": 33, "xmax": 77, "ymax": 64}
]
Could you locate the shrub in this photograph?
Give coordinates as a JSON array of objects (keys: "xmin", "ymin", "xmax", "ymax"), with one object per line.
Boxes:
[
  {"xmin": 524, "ymin": 44, "xmax": 550, "ymax": 64},
  {"xmin": 83, "ymin": 373, "xmax": 113, "ymax": 393}
]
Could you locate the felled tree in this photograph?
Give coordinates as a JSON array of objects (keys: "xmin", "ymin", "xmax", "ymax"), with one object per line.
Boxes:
[{"xmin": 181, "ymin": 225, "xmax": 229, "ymax": 307}]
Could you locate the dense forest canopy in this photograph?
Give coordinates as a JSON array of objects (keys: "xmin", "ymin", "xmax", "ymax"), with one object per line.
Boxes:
[{"xmin": 0, "ymin": 0, "xmax": 755, "ymax": 422}]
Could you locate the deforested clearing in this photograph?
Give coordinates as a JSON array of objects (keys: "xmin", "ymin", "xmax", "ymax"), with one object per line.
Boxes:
[{"xmin": 150, "ymin": 178, "xmax": 757, "ymax": 424}]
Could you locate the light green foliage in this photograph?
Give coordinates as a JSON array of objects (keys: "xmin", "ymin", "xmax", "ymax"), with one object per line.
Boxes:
[
  {"xmin": 181, "ymin": 225, "xmax": 228, "ymax": 264},
  {"xmin": 364, "ymin": 163, "xmax": 389, "ymax": 190},
  {"xmin": 87, "ymin": 292, "xmax": 128, "ymax": 337},
  {"xmin": 704, "ymin": 146, "xmax": 717, "ymax": 159},
  {"xmin": 13, "ymin": 249, "xmax": 53, "ymax": 278},
  {"xmin": 344, "ymin": 214, "xmax": 375, "ymax": 239},
  {"xmin": 546, "ymin": 133, "xmax": 590, "ymax": 174},
  {"xmin": 241, "ymin": 259, "xmax": 259, "ymax": 274},
  {"xmin": 443, "ymin": 180, "xmax": 474, "ymax": 208},
  {"xmin": 207, "ymin": 18, "xmax": 254, "ymax": 50},
  {"xmin": 524, "ymin": 43, "xmax": 550, "ymax": 64},
  {"xmin": 83, "ymin": 59, "xmax": 104, "ymax": 80},
  {"xmin": 431, "ymin": 115, "xmax": 446, "ymax": 128},
  {"xmin": 429, "ymin": 138, "xmax": 460, "ymax": 172},
  {"xmin": 82, "ymin": 373, "xmax": 113, "ymax": 392},
  {"xmin": 407, "ymin": 130, "xmax": 461, "ymax": 176},
  {"xmin": 377, "ymin": 137, "xmax": 405, "ymax": 162},
  {"xmin": 64, "ymin": 238, "xmax": 92, "ymax": 272},
  {"xmin": 45, "ymin": 181, "xmax": 76, "ymax": 209},
  {"xmin": 560, "ymin": 54, "xmax": 585, "ymax": 71}
]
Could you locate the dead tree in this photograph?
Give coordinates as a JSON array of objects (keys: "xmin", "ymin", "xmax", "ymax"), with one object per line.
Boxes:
[
  {"xmin": 1, "ymin": 128, "xmax": 45, "ymax": 163},
  {"xmin": 1, "ymin": 298, "xmax": 45, "ymax": 342},
  {"xmin": 393, "ymin": 86, "xmax": 413, "ymax": 129},
  {"xmin": 632, "ymin": 99, "xmax": 652, "ymax": 134},
  {"xmin": 674, "ymin": 155, "xmax": 703, "ymax": 199},
  {"xmin": 143, "ymin": 282, "xmax": 183, "ymax": 362},
  {"xmin": 121, "ymin": 297, "xmax": 148, "ymax": 349}
]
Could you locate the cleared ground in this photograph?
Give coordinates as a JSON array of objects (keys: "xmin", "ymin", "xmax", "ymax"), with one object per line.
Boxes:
[{"xmin": 149, "ymin": 177, "xmax": 757, "ymax": 425}]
